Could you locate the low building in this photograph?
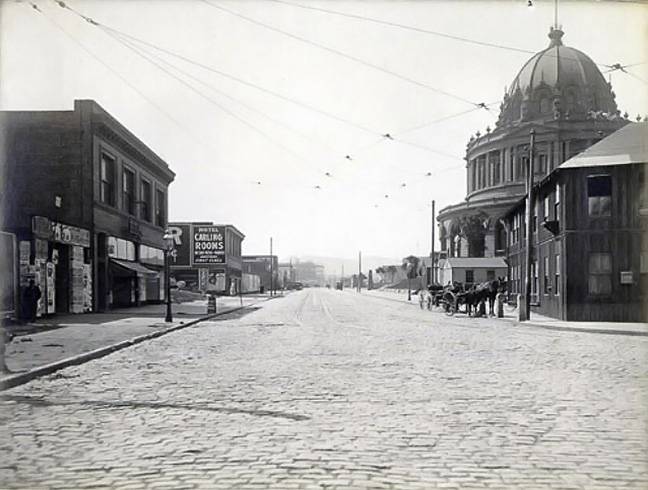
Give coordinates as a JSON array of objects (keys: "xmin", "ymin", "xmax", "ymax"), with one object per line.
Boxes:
[
  {"xmin": 0, "ymin": 100, "xmax": 175, "ymax": 315},
  {"xmin": 167, "ymin": 222, "xmax": 244, "ymax": 295},
  {"xmin": 242, "ymin": 255, "xmax": 278, "ymax": 292},
  {"xmin": 505, "ymin": 122, "xmax": 647, "ymax": 321},
  {"xmin": 278, "ymin": 262, "xmax": 296, "ymax": 288},
  {"xmin": 439, "ymin": 257, "xmax": 508, "ymax": 288}
]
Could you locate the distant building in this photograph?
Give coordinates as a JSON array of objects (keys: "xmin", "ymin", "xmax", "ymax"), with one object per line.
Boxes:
[
  {"xmin": 278, "ymin": 262, "xmax": 296, "ymax": 288},
  {"xmin": 167, "ymin": 222, "xmax": 244, "ymax": 295},
  {"xmin": 0, "ymin": 100, "xmax": 175, "ymax": 314},
  {"xmin": 242, "ymin": 255, "xmax": 278, "ymax": 292},
  {"xmin": 505, "ymin": 123, "xmax": 647, "ymax": 321},
  {"xmin": 293, "ymin": 260, "xmax": 325, "ymax": 286},
  {"xmin": 439, "ymin": 257, "xmax": 508, "ymax": 288},
  {"xmin": 438, "ymin": 27, "xmax": 629, "ymax": 259}
]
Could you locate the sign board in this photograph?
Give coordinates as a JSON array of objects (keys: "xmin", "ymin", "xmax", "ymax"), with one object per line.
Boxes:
[
  {"xmin": 31, "ymin": 216, "xmax": 90, "ymax": 248},
  {"xmin": 0, "ymin": 232, "xmax": 17, "ymax": 316},
  {"xmin": 193, "ymin": 226, "xmax": 225, "ymax": 264},
  {"xmin": 167, "ymin": 224, "xmax": 191, "ymax": 267},
  {"xmin": 198, "ymin": 268, "xmax": 209, "ymax": 292},
  {"xmin": 620, "ymin": 271, "xmax": 634, "ymax": 284}
]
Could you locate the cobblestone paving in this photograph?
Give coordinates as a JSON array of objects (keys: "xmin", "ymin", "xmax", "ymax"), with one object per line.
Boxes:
[{"xmin": 1, "ymin": 289, "xmax": 647, "ymax": 489}]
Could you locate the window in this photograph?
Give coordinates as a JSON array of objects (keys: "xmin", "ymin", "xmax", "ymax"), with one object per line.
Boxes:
[
  {"xmin": 487, "ymin": 270, "xmax": 495, "ymax": 281},
  {"xmin": 588, "ymin": 253, "xmax": 612, "ymax": 295},
  {"xmin": 141, "ymin": 180, "xmax": 152, "ymax": 222},
  {"xmin": 540, "ymin": 97, "xmax": 551, "ymax": 114},
  {"xmin": 107, "ymin": 236, "xmax": 136, "ymax": 261},
  {"xmin": 155, "ymin": 189, "xmax": 165, "ymax": 227},
  {"xmin": 123, "ymin": 168, "xmax": 135, "ymax": 215},
  {"xmin": 465, "ymin": 270, "xmax": 474, "ymax": 284},
  {"xmin": 532, "ymin": 201, "xmax": 538, "ymax": 233},
  {"xmin": 640, "ymin": 165, "xmax": 648, "ymax": 214},
  {"xmin": 538, "ymin": 154, "xmax": 547, "ymax": 174},
  {"xmin": 554, "ymin": 254, "xmax": 560, "ymax": 295},
  {"xmin": 587, "ymin": 175, "xmax": 611, "ymax": 217},
  {"xmin": 543, "ymin": 193, "xmax": 550, "ymax": 220},
  {"xmin": 554, "ymin": 184, "xmax": 561, "ymax": 221},
  {"xmin": 100, "ymin": 153, "xmax": 116, "ymax": 205},
  {"xmin": 531, "ymin": 260, "xmax": 538, "ymax": 302},
  {"xmin": 543, "ymin": 256, "xmax": 550, "ymax": 294}
]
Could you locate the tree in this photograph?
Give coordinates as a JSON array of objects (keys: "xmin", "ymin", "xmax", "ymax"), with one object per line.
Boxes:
[
  {"xmin": 402, "ymin": 255, "xmax": 420, "ymax": 301},
  {"xmin": 387, "ymin": 265, "xmax": 398, "ymax": 283}
]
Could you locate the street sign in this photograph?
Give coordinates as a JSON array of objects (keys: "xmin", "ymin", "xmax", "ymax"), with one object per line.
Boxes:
[{"xmin": 193, "ymin": 226, "xmax": 225, "ymax": 264}]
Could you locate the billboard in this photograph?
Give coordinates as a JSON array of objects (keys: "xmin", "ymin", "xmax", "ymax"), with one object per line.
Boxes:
[
  {"xmin": 167, "ymin": 223, "xmax": 191, "ymax": 266},
  {"xmin": 193, "ymin": 226, "xmax": 225, "ymax": 264}
]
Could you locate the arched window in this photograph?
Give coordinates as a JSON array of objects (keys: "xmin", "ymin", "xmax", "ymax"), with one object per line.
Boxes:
[
  {"xmin": 565, "ymin": 89, "xmax": 578, "ymax": 114},
  {"xmin": 540, "ymin": 97, "xmax": 551, "ymax": 114}
]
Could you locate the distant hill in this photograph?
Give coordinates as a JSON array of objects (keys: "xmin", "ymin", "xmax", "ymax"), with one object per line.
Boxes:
[{"xmin": 292, "ymin": 255, "xmax": 402, "ymax": 278}]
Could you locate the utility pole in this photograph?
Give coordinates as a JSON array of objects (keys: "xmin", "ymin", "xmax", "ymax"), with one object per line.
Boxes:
[
  {"xmin": 269, "ymin": 237, "xmax": 273, "ymax": 297},
  {"xmin": 523, "ymin": 129, "xmax": 536, "ymax": 321},
  {"xmin": 358, "ymin": 251, "xmax": 362, "ymax": 293},
  {"xmin": 431, "ymin": 199, "xmax": 436, "ymax": 285}
]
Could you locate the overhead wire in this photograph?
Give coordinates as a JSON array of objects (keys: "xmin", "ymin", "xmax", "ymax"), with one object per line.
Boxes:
[
  {"xmin": 21, "ymin": 1, "xmax": 220, "ymax": 169},
  {"xmin": 200, "ymin": 0, "xmax": 485, "ymax": 108},
  {"xmin": 47, "ymin": 0, "xmax": 491, "ymax": 206},
  {"xmin": 268, "ymin": 0, "xmax": 536, "ymax": 55}
]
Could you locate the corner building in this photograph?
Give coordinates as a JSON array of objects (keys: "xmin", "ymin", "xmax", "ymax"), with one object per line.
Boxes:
[{"xmin": 438, "ymin": 28, "xmax": 629, "ymax": 258}]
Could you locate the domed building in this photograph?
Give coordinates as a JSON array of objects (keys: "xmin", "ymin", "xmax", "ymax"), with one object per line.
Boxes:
[{"xmin": 437, "ymin": 27, "xmax": 630, "ymax": 259}]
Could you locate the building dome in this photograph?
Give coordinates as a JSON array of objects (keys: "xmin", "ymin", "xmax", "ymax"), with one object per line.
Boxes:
[{"xmin": 497, "ymin": 27, "xmax": 618, "ymax": 126}]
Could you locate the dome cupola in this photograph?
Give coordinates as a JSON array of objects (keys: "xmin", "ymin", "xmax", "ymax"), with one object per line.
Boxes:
[{"xmin": 496, "ymin": 27, "xmax": 618, "ymax": 127}]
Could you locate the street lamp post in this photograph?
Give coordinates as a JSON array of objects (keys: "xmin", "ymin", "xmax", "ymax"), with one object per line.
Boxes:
[{"xmin": 163, "ymin": 229, "xmax": 175, "ymax": 323}]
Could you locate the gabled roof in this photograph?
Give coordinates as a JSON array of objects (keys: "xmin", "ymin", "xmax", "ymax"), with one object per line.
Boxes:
[
  {"xmin": 444, "ymin": 257, "xmax": 507, "ymax": 269},
  {"xmin": 559, "ymin": 122, "xmax": 648, "ymax": 169}
]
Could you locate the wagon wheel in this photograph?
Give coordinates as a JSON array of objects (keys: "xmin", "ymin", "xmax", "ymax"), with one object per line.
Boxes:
[{"xmin": 443, "ymin": 291, "xmax": 457, "ymax": 316}]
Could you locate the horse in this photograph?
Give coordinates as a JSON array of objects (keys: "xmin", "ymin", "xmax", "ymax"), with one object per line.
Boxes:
[{"xmin": 472, "ymin": 277, "xmax": 507, "ymax": 316}]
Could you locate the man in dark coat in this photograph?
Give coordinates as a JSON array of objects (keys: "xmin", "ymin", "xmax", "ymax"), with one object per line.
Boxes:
[{"xmin": 22, "ymin": 279, "xmax": 42, "ymax": 323}]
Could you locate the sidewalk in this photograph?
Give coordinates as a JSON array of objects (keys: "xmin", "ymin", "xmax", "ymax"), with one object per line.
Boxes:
[
  {"xmin": 1, "ymin": 293, "xmax": 274, "ymax": 380},
  {"xmin": 356, "ymin": 288, "xmax": 648, "ymax": 337}
]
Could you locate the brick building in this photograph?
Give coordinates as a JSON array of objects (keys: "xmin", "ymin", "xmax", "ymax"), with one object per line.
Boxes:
[{"xmin": 0, "ymin": 100, "xmax": 175, "ymax": 315}]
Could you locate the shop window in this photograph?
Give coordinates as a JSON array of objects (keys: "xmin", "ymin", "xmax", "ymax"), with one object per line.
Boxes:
[
  {"xmin": 156, "ymin": 189, "xmax": 166, "ymax": 227},
  {"xmin": 123, "ymin": 168, "xmax": 135, "ymax": 215},
  {"xmin": 100, "ymin": 153, "xmax": 116, "ymax": 206},
  {"xmin": 588, "ymin": 175, "xmax": 611, "ymax": 217},
  {"xmin": 639, "ymin": 165, "xmax": 648, "ymax": 215},
  {"xmin": 465, "ymin": 270, "xmax": 474, "ymax": 284},
  {"xmin": 141, "ymin": 180, "xmax": 152, "ymax": 222},
  {"xmin": 588, "ymin": 252, "xmax": 612, "ymax": 295},
  {"xmin": 108, "ymin": 236, "xmax": 136, "ymax": 261},
  {"xmin": 554, "ymin": 254, "xmax": 560, "ymax": 295}
]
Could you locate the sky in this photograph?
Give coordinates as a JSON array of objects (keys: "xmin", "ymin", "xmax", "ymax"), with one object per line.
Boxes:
[{"xmin": 1, "ymin": 0, "xmax": 647, "ymax": 262}]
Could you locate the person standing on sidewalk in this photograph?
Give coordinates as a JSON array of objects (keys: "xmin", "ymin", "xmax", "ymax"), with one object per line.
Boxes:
[{"xmin": 22, "ymin": 280, "xmax": 42, "ymax": 324}]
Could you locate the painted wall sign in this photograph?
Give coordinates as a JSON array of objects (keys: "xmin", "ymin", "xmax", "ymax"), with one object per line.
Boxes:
[{"xmin": 193, "ymin": 226, "xmax": 225, "ymax": 264}]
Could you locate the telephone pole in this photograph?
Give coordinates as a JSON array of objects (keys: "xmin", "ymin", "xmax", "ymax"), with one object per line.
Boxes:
[
  {"xmin": 269, "ymin": 237, "xmax": 273, "ymax": 297},
  {"xmin": 358, "ymin": 251, "xmax": 362, "ymax": 292},
  {"xmin": 523, "ymin": 130, "xmax": 536, "ymax": 321},
  {"xmin": 430, "ymin": 199, "xmax": 436, "ymax": 285}
]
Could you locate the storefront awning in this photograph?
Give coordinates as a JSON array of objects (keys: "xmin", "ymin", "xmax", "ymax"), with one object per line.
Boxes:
[{"xmin": 110, "ymin": 258, "xmax": 158, "ymax": 277}]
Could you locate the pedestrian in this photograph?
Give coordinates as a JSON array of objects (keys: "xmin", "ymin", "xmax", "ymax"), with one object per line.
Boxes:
[{"xmin": 22, "ymin": 279, "xmax": 42, "ymax": 323}]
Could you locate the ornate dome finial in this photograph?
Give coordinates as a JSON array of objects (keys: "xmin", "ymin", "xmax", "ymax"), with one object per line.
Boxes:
[{"xmin": 548, "ymin": 26, "xmax": 564, "ymax": 47}]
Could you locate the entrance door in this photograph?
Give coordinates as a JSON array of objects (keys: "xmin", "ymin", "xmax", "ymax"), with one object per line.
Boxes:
[{"xmin": 54, "ymin": 244, "xmax": 70, "ymax": 313}]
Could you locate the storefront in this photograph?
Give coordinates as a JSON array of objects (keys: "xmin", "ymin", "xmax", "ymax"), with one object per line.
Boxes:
[{"xmin": 26, "ymin": 216, "xmax": 92, "ymax": 316}]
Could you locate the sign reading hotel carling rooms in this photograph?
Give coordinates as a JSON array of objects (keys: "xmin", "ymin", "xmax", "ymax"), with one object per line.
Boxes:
[{"xmin": 192, "ymin": 226, "xmax": 225, "ymax": 264}]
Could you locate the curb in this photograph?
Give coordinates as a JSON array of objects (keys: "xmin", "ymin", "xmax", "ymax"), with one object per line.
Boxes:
[
  {"xmin": 0, "ymin": 298, "xmax": 271, "ymax": 392},
  {"xmin": 514, "ymin": 320, "xmax": 648, "ymax": 337},
  {"xmin": 361, "ymin": 291, "xmax": 648, "ymax": 337}
]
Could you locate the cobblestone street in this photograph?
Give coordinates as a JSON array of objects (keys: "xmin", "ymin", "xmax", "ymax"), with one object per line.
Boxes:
[{"xmin": 1, "ymin": 289, "xmax": 647, "ymax": 489}]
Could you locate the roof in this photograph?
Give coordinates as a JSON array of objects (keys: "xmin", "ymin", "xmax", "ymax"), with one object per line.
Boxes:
[
  {"xmin": 559, "ymin": 122, "xmax": 648, "ymax": 169},
  {"xmin": 444, "ymin": 257, "xmax": 507, "ymax": 269}
]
